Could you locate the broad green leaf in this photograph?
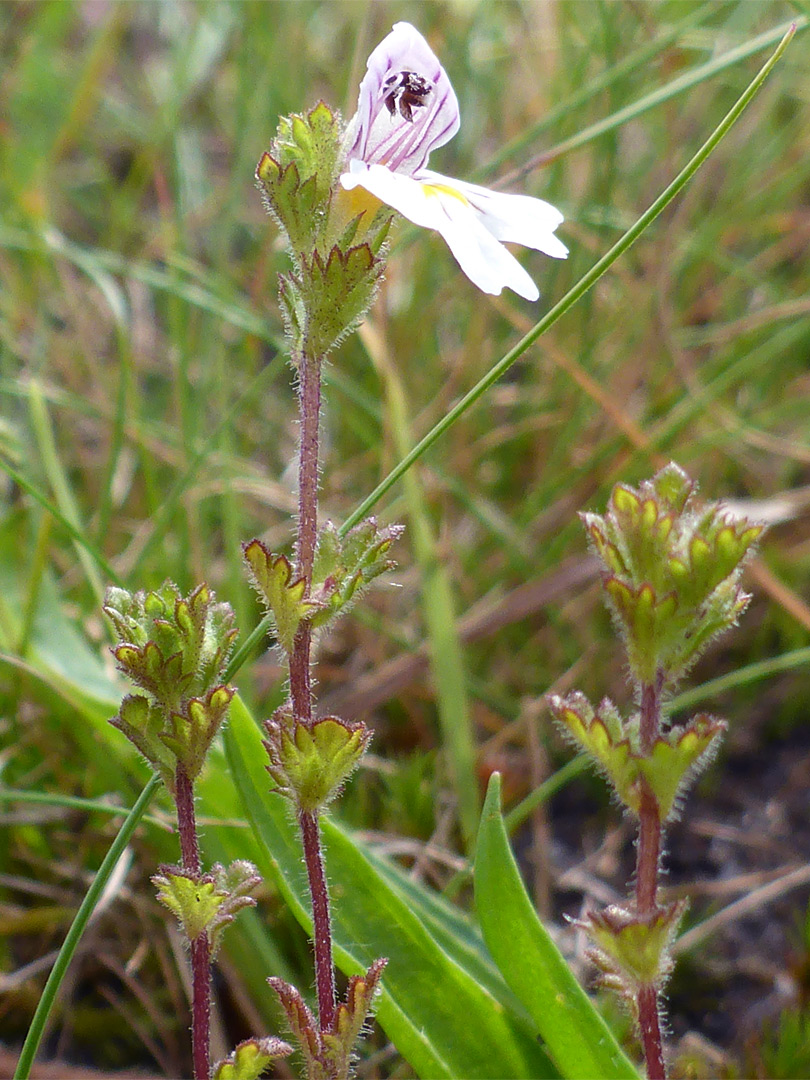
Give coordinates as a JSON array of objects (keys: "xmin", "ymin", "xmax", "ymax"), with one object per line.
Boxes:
[
  {"xmin": 225, "ymin": 696, "xmax": 555, "ymax": 1080},
  {"xmin": 475, "ymin": 773, "xmax": 640, "ymax": 1080}
]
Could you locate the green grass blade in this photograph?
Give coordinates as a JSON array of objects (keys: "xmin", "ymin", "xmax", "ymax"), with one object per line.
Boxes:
[
  {"xmin": 341, "ymin": 23, "xmax": 796, "ymax": 535},
  {"xmin": 504, "ymin": 755, "xmax": 590, "ymax": 835},
  {"xmin": 13, "ymin": 773, "xmax": 161, "ymax": 1080},
  {"xmin": 371, "ymin": 343, "xmax": 479, "ymax": 850},
  {"xmin": 669, "ymin": 646, "xmax": 810, "ymax": 715},
  {"xmin": 0, "ymin": 461, "xmax": 123, "ymax": 587},
  {"xmin": 224, "ymin": 695, "xmax": 556, "ymax": 1080},
  {"xmin": 26, "ymin": 378, "xmax": 106, "ymax": 602},
  {"xmin": 481, "ymin": 1, "xmax": 718, "ymax": 178},
  {"xmin": 523, "ymin": 16, "xmax": 806, "ymax": 171},
  {"xmin": 475, "ymin": 773, "xmax": 640, "ymax": 1080}
]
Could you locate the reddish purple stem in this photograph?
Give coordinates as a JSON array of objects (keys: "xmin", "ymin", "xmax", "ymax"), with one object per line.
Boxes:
[
  {"xmin": 175, "ymin": 764, "xmax": 211, "ymax": 1080},
  {"xmin": 288, "ymin": 349, "xmax": 337, "ymax": 1033},
  {"xmin": 635, "ymin": 675, "xmax": 666, "ymax": 1080},
  {"xmin": 300, "ymin": 809, "xmax": 336, "ymax": 1030},
  {"xmin": 289, "ymin": 349, "xmax": 321, "ymax": 722}
]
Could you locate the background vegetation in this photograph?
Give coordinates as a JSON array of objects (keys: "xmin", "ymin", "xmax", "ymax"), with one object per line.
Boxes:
[{"xmin": 1, "ymin": 1, "xmax": 809, "ymax": 1077}]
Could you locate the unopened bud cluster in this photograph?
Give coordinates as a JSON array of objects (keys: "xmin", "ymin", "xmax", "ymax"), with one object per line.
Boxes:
[
  {"xmin": 104, "ymin": 582, "xmax": 237, "ymax": 790},
  {"xmin": 549, "ymin": 464, "xmax": 762, "ymax": 1012},
  {"xmin": 256, "ymin": 102, "xmax": 392, "ymax": 359}
]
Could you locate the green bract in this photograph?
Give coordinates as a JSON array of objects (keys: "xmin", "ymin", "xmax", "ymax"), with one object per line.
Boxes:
[
  {"xmin": 255, "ymin": 101, "xmax": 392, "ymax": 360},
  {"xmin": 549, "ymin": 464, "xmax": 763, "ymax": 1047},
  {"xmin": 264, "ymin": 709, "xmax": 371, "ymax": 814},
  {"xmin": 243, "ymin": 541, "xmax": 322, "ymax": 654},
  {"xmin": 549, "ymin": 692, "xmax": 725, "ymax": 821},
  {"xmin": 153, "ymin": 860, "xmax": 260, "ymax": 953},
  {"xmin": 582, "ymin": 463, "xmax": 762, "ymax": 685},
  {"xmin": 213, "ymin": 1037, "xmax": 293, "ymax": 1080},
  {"xmin": 585, "ymin": 901, "xmax": 687, "ymax": 995},
  {"xmin": 310, "ymin": 518, "xmax": 404, "ymax": 627},
  {"xmin": 104, "ymin": 583, "xmax": 237, "ymax": 786},
  {"xmin": 279, "ymin": 239, "xmax": 388, "ymax": 358},
  {"xmin": 104, "ymin": 582, "xmax": 237, "ymax": 708},
  {"xmin": 243, "ymin": 520, "xmax": 403, "ymax": 653},
  {"xmin": 268, "ymin": 960, "xmax": 386, "ymax": 1080},
  {"xmin": 256, "ymin": 102, "xmax": 341, "ymax": 256}
]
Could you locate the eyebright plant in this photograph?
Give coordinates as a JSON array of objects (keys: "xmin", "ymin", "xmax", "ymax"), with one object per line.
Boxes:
[
  {"xmin": 548, "ymin": 464, "xmax": 763, "ymax": 1080},
  {"xmin": 248, "ymin": 20, "xmax": 568, "ymax": 1079},
  {"xmin": 102, "ymin": 18, "xmax": 568, "ymax": 1080},
  {"xmin": 103, "ymin": 583, "xmax": 293, "ymax": 1080}
]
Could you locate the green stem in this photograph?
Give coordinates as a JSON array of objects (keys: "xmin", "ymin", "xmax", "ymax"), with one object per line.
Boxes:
[{"xmin": 14, "ymin": 773, "xmax": 161, "ymax": 1080}]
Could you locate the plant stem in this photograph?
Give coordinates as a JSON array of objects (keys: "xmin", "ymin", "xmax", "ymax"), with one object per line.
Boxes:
[
  {"xmin": 289, "ymin": 348, "xmax": 337, "ymax": 1034},
  {"xmin": 637, "ymin": 984, "xmax": 665, "ymax": 1080},
  {"xmin": 300, "ymin": 808, "xmax": 336, "ymax": 1031},
  {"xmin": 635, "ymin": 676, "xmax": 666, "ymax": 1080},
  {"xmin": 175, "ymin": 764, "xmax": 210, "ymax": 1080},
  {"xmin": 290, "ymin": 349, "xmax": 321, "ymax": 722}
]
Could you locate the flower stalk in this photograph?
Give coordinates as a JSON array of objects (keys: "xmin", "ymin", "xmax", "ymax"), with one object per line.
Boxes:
[
  {"xmin": 289, "ymin": 348, "xmax": 322, "ymax": 724},
  {"xmin": 249, "ymin": 21, "xmax": 570, "ymax": 1075},
  {"xmin": 299, "ymin": 808, "xmax": 336, "ymax": 1032},
  {"xmin": 635, "ymin": 677, "xmax": 666, "ymax": 1080},
  {"xmin": 290, "ymin": 342, "xmax": 339, "ymax": 1034},
  {"xmin": 175, "ymin": 763, "xmax": 211, "ymax": 1080}
]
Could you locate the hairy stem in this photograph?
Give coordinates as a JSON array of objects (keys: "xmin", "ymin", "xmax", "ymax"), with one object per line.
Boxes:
[
  {"xmin": 289, "ymin": 349, "xmax": 321, "ymax": 722},
  {"xmin": 175, "ymin": 765, "xmax": 210, "ymax": 1080},
  {"xmin": 288, "ymin": 348, "xmax": 337, "ymax": 1035},
  {"xmin": 635, "ymin": 675, "xmax": 666, "ymax": 1080},
  {"xmin": 300, "ymin": 809, "xmax": 336, "ymax": 1031}
]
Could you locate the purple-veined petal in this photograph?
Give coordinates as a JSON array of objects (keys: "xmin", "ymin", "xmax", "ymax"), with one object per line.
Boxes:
[
  {"xmin": 421, "ymin": 170, "xmax": 569, "ymax": 259},
  {"xmin": 343, "ymin": 22, "xmax": 460, "ymax": 175},
  {"xmin": 340, "ymin": 163, "xmax": 540, "ymax": 300}
]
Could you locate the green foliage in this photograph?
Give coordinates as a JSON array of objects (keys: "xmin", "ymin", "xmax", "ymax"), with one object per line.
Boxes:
[
  {"xmin": 310, "ymin": 518, "xmax": 404, "ymax": 627},
  {"xmin": 227, "ymin": 695, "xmax": 555, "ymax": 1080},
  {"xmin": 475, "ymin": 774, "xmax": 639, "ymax": 1079},
  {"xmin": 104, "ymin": 583, "xmax": 237, "ymax": 708},
  {"xmin": 213, "ymin": 1036, "xmax": 293, "ymax": 1080},
  {"xmin": 751, "ymin": 1009, "xmax": 810, "ymax": 1080},
  {"xmin": 552, "ymin": 466, "xmax": 763, "ymax": 1061},
  {"xmin": 242, "ymin": 541, "xmax": 320, "ymax": 654},
  {"xmin": 283, "ymin": 242, "xmax": 386, "ymax": 358},
  {"xmin": 104, "ymin": 583, "xmax": 237, "ymax": 785},
  {"xmin": 2, "ymin": 4, "xmax": 808, "ymax": 1076},
  {"xmin": 255, "ymin": 102, "xmax": 341, "ymax": 256},
  {"xmin": 243, "ymin": 521, "xmax": 402, "ymax": 654},
  {"xmin": 585, "ymin": 901, "xmax": 688, "ymax": 995},
  {"xmin": 256, "ymin": 100, "xmax": 391, "ymax": 358},
  {"xmin": 269, "ymin": 960, "xmax": 386, "ymax": 1080},
  {"xmin": 549, "ymin": 693, "xmax": 725, "ymax": 820},
  {"xmin": 264, "ymin": 709, "xmax": 371, "ymax": 813},
  {"xmin": 153, "ymin": 860, "xmax": 260, "ymax": 952},
  {"xmin": 583, "ymin": 464, "xmax": 763, "ymax": 685}
]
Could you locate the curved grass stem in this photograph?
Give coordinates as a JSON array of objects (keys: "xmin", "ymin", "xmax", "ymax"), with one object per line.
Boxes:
[{"xmin": 13, "ymin": 774, "xmax": 161, "ymax": 1080}]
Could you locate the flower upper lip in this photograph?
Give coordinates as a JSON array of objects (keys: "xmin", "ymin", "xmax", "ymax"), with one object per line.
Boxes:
[
  {"xmin": 343, "ymin": 21, "xmax": 460, "ymax": 175},
  {"xmin": 340, "ymin": 21, "xmax": 568, "ymax": 300}
]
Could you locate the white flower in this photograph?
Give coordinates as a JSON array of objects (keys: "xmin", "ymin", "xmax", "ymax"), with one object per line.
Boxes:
[{"xmin": 340, "ymin": 22, "xmax": 568, "ymax": 302}]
